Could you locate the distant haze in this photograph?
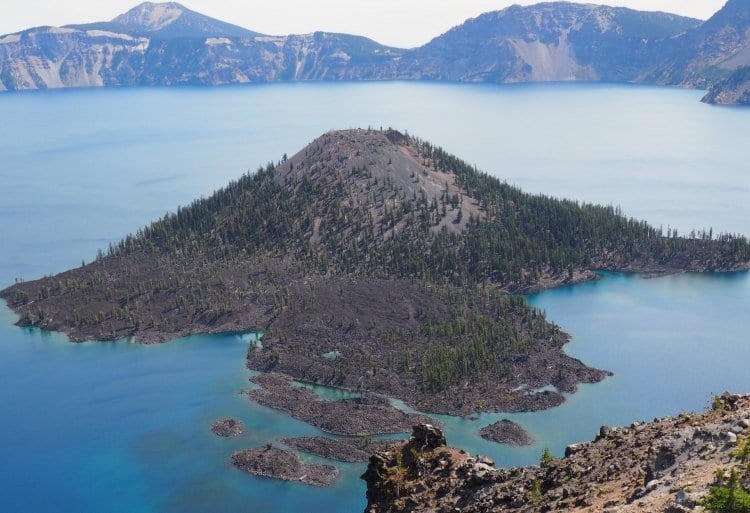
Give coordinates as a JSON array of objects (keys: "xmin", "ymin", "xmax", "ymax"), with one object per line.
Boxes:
[{"xmin": 0, "ymin": 0, "xmax": 728, "ymax": 47}]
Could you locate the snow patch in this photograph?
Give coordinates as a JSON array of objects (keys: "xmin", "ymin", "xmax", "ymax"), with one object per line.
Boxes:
[
  {"xmin": 86, "ymin": 30, "xmax": 135, "ymax": 40},
  {"xmin": 45, "ymin": 27, "xmax": 78, "ymax": 35},
  {"xmin": 254, "ymin": 36, "xmax": 285, "ymax": 43},
  {"xmin": 0, "ymin": 34, "xmax": 21, "ymax": 44},
  {"xmin": 330, "ymin": 50, "xmax": 351, "ymax": 62},
  {"xmin": 205, "ymin": 37, "xmax": 232, "ymax": 46}
]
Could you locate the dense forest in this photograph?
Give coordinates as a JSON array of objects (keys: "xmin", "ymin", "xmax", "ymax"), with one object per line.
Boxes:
[{"xmin": 3, "ymin": 129, "xmax": 748, "ymax": 413}]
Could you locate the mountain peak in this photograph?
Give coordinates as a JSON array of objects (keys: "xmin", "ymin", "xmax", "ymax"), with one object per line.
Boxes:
[
  {"xmin": 101, "ymin": 1, "xmax": 258, "ymax": 39},
  {"xmin": 112, "ymin": 2, "xmax": 187, "ymax": 32}
]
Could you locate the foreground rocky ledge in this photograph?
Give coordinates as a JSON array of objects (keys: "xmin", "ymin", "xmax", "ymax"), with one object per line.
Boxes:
[
  {"xmin": 363, "ymin": 393, "xmax": 750, "ymax": 513},
  {"xmin": 246, "ymin": 372, "xmax": 436, "ymax": 436},
  {"xmin": 232, "ymin": 446, "xmax": 338, "ymax": 487}
]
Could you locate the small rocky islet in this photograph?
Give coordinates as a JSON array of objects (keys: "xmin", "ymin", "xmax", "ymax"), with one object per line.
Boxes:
[
  {"xmin": 479, "ymin": 419, "xmax": 534, "ymax": 446},
  {"xmin": 210, "ymin": 418, "xmax": 244, "ymax": 437},
  {"xmin": 231, "ymin": 445, "xmax": 338, "ymax": 487}
]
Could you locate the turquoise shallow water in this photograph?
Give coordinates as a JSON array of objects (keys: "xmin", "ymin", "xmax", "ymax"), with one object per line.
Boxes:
[{"xmin": 0, "ymin": 82, "xmax": 748, "ymax": 512}]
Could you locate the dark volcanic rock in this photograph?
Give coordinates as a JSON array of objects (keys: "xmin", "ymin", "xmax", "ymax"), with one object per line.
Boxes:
[
  {"xmin": 282, "ymin": 436, "xmax": 396, "ymax": 463},
  {"xmin": 231, "ymin": 445, "xmax": 338, "ymax": 487},
  {"xmin": 211, "ymin": 418, "xmax": 244, "ymax": 437},
  {"xmin": 479, "ymin": 419, "xmax": 534, "ymax": 446},
  {"xmin": 247, "ymin": 373, "xmax": 436, "ymax": 436},
  {"xmin": 411, "ymin": 424, "xmax": 446, "ymax": 449}
]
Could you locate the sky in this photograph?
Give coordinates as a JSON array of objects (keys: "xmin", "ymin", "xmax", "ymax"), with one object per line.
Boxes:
[{"xmin": 0, "ymin": 0, "xmax": 729, "ymax": 48}]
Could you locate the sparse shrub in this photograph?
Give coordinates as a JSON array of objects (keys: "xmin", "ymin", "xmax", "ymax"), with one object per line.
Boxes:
[
  {"xmin": 529, "ymin": 478, "xmax": 543, "ymax": 503},
  {"xmin": 701, "ymin": 468, "xmax": 750, "ymax": 513}
]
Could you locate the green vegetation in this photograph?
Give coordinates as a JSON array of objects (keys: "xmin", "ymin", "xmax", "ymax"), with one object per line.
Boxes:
[
  {"xmin": 735, "ymin": 436, "xmax": 750, "ymax": 462},
  {"xmin": 701, "ymin": 468, "xmax": 750, "ymax": 513}
]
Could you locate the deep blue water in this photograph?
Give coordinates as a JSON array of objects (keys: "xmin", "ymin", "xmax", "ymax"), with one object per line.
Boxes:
[{"xmin": 0, "ymin": 82, "xmax": 748, "ymax": 513}]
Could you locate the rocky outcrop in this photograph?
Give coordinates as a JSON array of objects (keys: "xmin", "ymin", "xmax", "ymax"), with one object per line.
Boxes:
[
  {"xmin": 363, "ymin": 394, "xmax": 750, "ymax": 513},
  {"xmin": 703, "ymin": 66, "xmax": 750, "ymax": 105},
  {"xmin": 231, "ymin": 445, "xmax": 338, "ymax": 487},
  {"xmin": 479, "ymin": 419, "xmax": 534, "ymax": 446},
  {"xmin": 210, "ymin": 418, "xmax": 244, "ymax": 437}
]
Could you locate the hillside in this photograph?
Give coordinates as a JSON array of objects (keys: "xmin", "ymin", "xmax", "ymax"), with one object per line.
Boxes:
[
  {"xmin": 703, "ymin": 66, "xmax": 750, "ymax": 104},
  {"xmin": 2, "ymin": 1, "xmax": 750, "ymax": 104},
  {"xmin": 2, "ymin": 129, "xmax": 749, "ymax": 415},
  {"xmin": 363, "ymin": 393, "xmax": 750, "ymax": 513},
  {"xmin": 645, "ymin": 0, "xmax": 750, "ymax": 88},
  {"xmin": 392, "ymin": 3, "xmax": 699, "ymax": 83}
]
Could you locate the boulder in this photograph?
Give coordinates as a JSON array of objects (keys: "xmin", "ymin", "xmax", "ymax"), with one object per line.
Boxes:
[{"xmin": 412, "ymin": 424, "xmax": 446, "ymax": 449}]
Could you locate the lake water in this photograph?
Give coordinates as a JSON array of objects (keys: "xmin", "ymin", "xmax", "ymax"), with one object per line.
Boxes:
[{"xmin": 0, "ymin": 82, "xmax": 748, "ymax": 512}]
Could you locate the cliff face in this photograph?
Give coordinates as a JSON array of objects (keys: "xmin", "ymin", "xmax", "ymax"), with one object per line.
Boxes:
[
  {"xmin": 0, "ymin": 26, "xmax": 401, "ymax": 90},
  {"xmin": 363, "ymin": 394, "xmax": 750, "ymax": 513},
  {"xmin": 2, "ymin": 1, "xmax": 750, "ymax": 103}
]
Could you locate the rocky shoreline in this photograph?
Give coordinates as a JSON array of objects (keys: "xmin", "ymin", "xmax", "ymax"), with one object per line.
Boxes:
[
  {"xmin": 363, "ymin": 393, "xmax": 750, "ymax": 513},
  {"xmin": 282, "ymin": 436, "xmax": 396, "ymax": 463},
  {"xmin": 231, "ymin": 445, "xmax": 339, "ymax": 487},
  {"xmin": 479, "ymin": 419, "xmax": 534, "ymax": 446},
  {"xmin": 246, "ymin": 372, "xmax": 436, "ymax": 436}
]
